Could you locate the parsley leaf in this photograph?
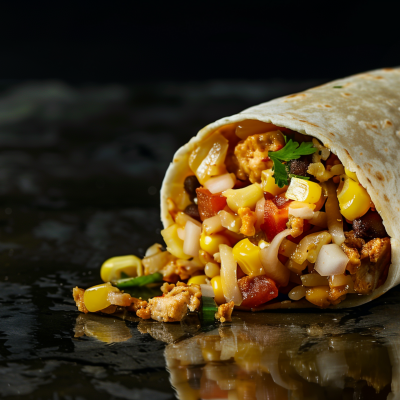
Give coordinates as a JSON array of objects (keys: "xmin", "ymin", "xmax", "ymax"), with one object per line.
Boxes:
[
  {"xmin": 289, "ymin": 174, "xmax": 310, "ymax": 180},
  {"xmin": 333, "ymin": 86, "xmax": 343, "ymax": 88},
  {"xmin": 269, "ymin": 139, "xmax": 318, "ymax": 188}
]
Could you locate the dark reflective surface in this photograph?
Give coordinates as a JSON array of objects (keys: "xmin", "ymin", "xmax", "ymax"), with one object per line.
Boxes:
[{"xmin": 1, "ymin": 80, "xmax": 399, "ymax": 399}]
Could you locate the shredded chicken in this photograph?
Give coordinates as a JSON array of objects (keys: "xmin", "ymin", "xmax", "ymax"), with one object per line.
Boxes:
[
  {"xmin": 352, "ymin": 237, "xmax": 391, "ymax": 295},
  {"xmin": 136, "ymin": 282, "xmax": 202, "ymax": 322},
  {"xmin": 343, "ymin": 231, "xmax": 365, "ymax": 249},
  {"xmin": 215, "ymin": 301, "xmax": 234, "ymax": 323},
  {"xmin": 238, "ymin": 207, "xmax": 257, "ymax": 236},
  {"xmin": 73, "ymin": 287, "xmax": 89, "ymax": 314},
  {"xmin": 341, "ymin": 231, "xmax": 365, "ymax": 274},
  {"xmin": 234, "ymin": 131, "xmax": 285, "ymax": 183}
]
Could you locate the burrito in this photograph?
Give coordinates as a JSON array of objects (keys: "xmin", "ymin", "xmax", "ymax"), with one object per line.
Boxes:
[{"xmin": 160, "ymin": 67, "xmax": 400, "ymax": 310}]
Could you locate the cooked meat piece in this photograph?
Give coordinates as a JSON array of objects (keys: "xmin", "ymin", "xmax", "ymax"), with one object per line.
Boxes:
[
  {"xmin": 215, "ymin": 301, "xmax": 234, "ymax": 323},
  {"xmin": 353, "ymin": 210, "xmax": 387, "ymax": 240},
  {"xmin": 73, "ymin": 287, "xmax": 88, "ymax": 314},
  {"xmin": 136, "ymin": 282, "xmax": 202, "ymax": 322},
  {"xmin": 289, "ymin": 155, "xmax": 312, "ymax": 178},
  {"xmin": 238, "ymin": 207, "xmax": 256, "ymax": 236},
  {"xmin": 100, "ymin": 305, "xmax": 118, "ymax": 314},
  {"xmin": 341, "ymin": 243, "xmax": 361, "ymax": 274},
  {"xmin": 343, "ymin": 230, "xmax": 365, "ymax": 250},
  {"xmin": 329, "ymin": 286, "xmax": 348, "ymax": 302},
  {"xmin": 225, "ymin": 153, "xmax": 248, "ymax": 181},
  {"xmin": 184, "ymin": 175, "xmax": 201, "ymax": 201},
  {"xmin": 287, "ymin": 216, "xmax": 304, "ymax": 238},
  {"xmin": 234, "ymin": 131, "xmax": 285, "ymax": 183},
  {"xmin": 184, "ymin": 203, "xmax": 201, "ymax": 221},
  {"xmin": 127, "ymin": 298, "xmax": 148, "ymax": 313},
  {"xmin": 351, "ymin": 237, "xmax": 391, "ymax": 295}
]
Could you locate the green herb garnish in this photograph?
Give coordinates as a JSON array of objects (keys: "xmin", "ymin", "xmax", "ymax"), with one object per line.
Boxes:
[
  {"xmin": 113, "ymin": 272, "xmax": 163, "ymax": 288},
  {"xmin": 200, "ymin": 296, "xmax": 218, "ymax": 327},
  {"xmin": 289, "ymin": 174, "xmax": 310, "ymax": 180},
  {"xmin": 333, "ymin": 86, "xmax": 343, "ymax": 88},
  {"xmin": 269, "ymin": 139, "xmax": 318, "ymax": 188}
]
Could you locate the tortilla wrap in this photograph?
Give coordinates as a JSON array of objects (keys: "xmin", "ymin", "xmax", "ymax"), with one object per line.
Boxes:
[{"xmin": 160, "ymin": 67, "xmax": 400, "ymax": 308}]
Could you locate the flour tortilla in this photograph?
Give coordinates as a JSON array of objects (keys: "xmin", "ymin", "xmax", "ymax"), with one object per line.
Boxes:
[{"xmin": 161, "ymin": 67, "xmax": 400, "ymax": 309}]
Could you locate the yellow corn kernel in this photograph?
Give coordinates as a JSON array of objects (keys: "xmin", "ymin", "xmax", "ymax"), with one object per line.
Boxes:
[
  {"xmin": 232, "ymin": 239, "xmax": 264, "ymax": 276},
  {"xmin": 337, "ymin": 175, "xmax": 371, "ymax": 221},
  {"xmin": 205, "ymin": 262, "xmax": 220, "ymax": 278},
  {"xmin": 200, "ymin": 233, "xmax": 230, "ymax": 256},
  {"xmin": 199, "ymin": 249, "xmax": 213, "ymax": 264},
  {"xmin": 188, "ymin": 275, "xmax": 208, "ymax": 285},
  {"xmin": 211, "ymin": 275, "xmax": 225, "ymax": 305},
  {"xmin": 285, "ymin": 258, "xmax": 308, "ymax": 274},
  {"xmin": 222, "ymin": 183, "xmax": 263, "ymax": 213},
  {"xmin": 285, "ymin": 178, "xmax": 322, "ymax": 203},
  {"xmin": 261, "ymin": 169, "xmax": 287, "ymax": 195},
  {"xmin": 100, "ymin": 255, "xmax": 142, "ymax": 282},
  {"xmin": 84, "ymin": 282, "xmax": 120, "ymax": 312},
  {"xmin": 345, "ymin": 167, "xmax": 359, "ymax": 182},
  {"xmin": 161, "ymin": 224, "xmax": 191, "ymax": 260},
  {"xmin": 305, "ymin": 286, "xmax": 330, "ymax": 308}
]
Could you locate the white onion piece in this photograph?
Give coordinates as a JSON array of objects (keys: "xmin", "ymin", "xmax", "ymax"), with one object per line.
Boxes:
[
  {"xmin": 219, "ymin": 244, "xmax": 243, "ymax": 306},
  {"xmin": 315, "ymin": 244, "xmax": 349, "ymax": 276},
  {"xmin": 309, "ymin": 211, "xmax": 328, "ymax": 227},
  {"xmin": 326, "ymin": 181, "xmax": 345, "ymax": 245},
  {"xmin": 203, "ymin": 215, "xmax": 223, "ymax": 235},
  {"xmin": 259, "ymin": 229, "xmax": 291, "ymax": 287},
  {"xmin": 204, "ymin": 173, "xmax": 235, "ymax": 194},
  {"xmin": 289, "ymin": 206, "xmax": 314, "ymax": 219},
  {"xmin": 255, "ymin": 197, "xmax": 265, "ymax": 229},
  {"xmin": 183, "ymin": 221, "xmax": 201, "ymax": 257},
  {"xmin": 200, "ymin": 284, "xmax": 215, "ymax": 297},
  {"xmin": 145, "ymin": 243, "xmax": 163, "ymax": 257}
]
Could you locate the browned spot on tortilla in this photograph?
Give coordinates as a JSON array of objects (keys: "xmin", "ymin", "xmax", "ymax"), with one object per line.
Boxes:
[
  {"xmin": 371, "ymin": 124, "xmax": 378, "ymax": 129},
  {"xmin": 329, "ymin": 132, "xmax": 335, "ymax": 137},
  {"xmin": 367, "ymin": 178, "xmax": 372, "ymax": 184},
  {"xmin": 299, "ymin": 120, "xmax": 319, "ymax": 127},
  {"xmin": 382, "ymin": 120, "xmax": 393, "ymax": 128},
  {"xmin": 341, "ymin": 92, "xmax": 352, "ymax": 97},
  {"xmin": 384, "ymin": 148, "xmax": 388, "ymax": 152},
  {"xmin": 384, "ymin": 194, "xmax": 389, "ymax": 202},
  {"xmin": 324, "ymin": 105, "xmax": 332, "ymax": 108},
  {"xmin": 344, "ymin": 149, "xmax": 353, "ymax": 160},
  {"xmin": 384, "ymin": 68, "xmax": 394, "ymax": 71},
  {"xmin": 365, "ymin": 162, "xmax": 373, "ymax": 168},
  {"xmin": 359, "ymin": 152, "xmax": 363, "ymax": 155},
  {"xmin": 283, "ymin": 93, "xmax": 307, "ymax": 102},
  {"xmin": 375, "ymin": 171, "xmax": 385, "ymax": 181}
]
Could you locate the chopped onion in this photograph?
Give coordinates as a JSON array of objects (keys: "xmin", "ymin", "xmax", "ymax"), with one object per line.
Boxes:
[
  {"xmin": 183, "ymin": 221, "xmax": 202, "ymax": 257},
  {"xmin": 289, "ymin": 206, "xmax": 314, "ymax": 219},
  {"xmin": 315, "ymin": 244, "xmax": 349, "ymax": 276},
  {"xmin": 255, "ymin": 197, "xmax": 266, "ymax": 229},
  {"xmin": 204, "ymin": 173, "xmax": 236, "ymax": 194},
  {"xmin": 259, "ymin": 229, "xmax": 291, "ymax": 287},
  {"xmin": 145, "ymin": 243, "xmax": 163, "ymax": 257},
  {"xmin": 200, "ymin": 284, "xmax": 215, "ymax": 297},
  {"xmin": 309, "ymin": 211, "xmax": 328, "ymax": 228},
  {"xmin": 325, "ymin": 181, "xmax": 345, "ymax": 245},
  {"xmin": 203, "ymin": 215, "xmax": 223, "ymax": 235},
  {"xmin": 219, "ymin": 244, "xmax": 243, "ymax": 306}
]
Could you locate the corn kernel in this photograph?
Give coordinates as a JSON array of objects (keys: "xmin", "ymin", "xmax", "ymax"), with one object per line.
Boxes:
[
  {"xmin": 200, "ymin": 233, "xmax": 230, "ymax": 255},
  {"xmin": 100, "ymin": 255, "xmax": 142, "ymax": 282},
  {"xmin": 232, "ymin": 239, "xmax": 264, "ymax": 276},
  {"xmin": 188, "ymin": 275, "xmax": 208, "ymax": 285},
  {"xmin": 305, "ymin": 286, "xmax": 330, "ymax": 308},
  {"xmin": 205, "ymin": 262, "xmax": 220, "ymax": 278},
  {"xmin": 161, "ymin": 224, "xmax": 191, "ymax": 260},
  {"xmin": 345, "ymin": 167, "xmax": 359, "ymax": 182},
  {"xmin": 84, "ymin": 282, "xmax": 120, "ymax": 312},
  {"xmin": 337, "ymin": 175, "xmax": 371, "ymax": 221},
  {"xmin": 222, "ymin": 183, "xmax": 263, "ymax": 213},
  {"xmin": 261, "ymin": 169, "xmax": 287, "ymax": 195},
  {"xmin": 211, "ymin": 275, "xmax": 225, "ymax": 305},
  {"xmin": 286, "ymin": 178, "xmax": 322, "ymax": 203}
]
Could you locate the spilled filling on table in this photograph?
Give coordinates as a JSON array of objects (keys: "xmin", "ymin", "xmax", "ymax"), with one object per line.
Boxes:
[{"xmin": 73, "ymin": 119, "xmax": 391, "ymax": 319}]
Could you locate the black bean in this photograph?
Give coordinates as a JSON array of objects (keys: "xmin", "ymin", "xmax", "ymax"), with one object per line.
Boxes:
[
  {"xmin": 184, "ymin": 204, "xmax": 200, "ymax": 221},
  {"xmin": 353, "ymin": 210, "xmax": 387, "ymax": 240},
  {"xmin": 289, "ymin": 155, "xmax": 312, "ymax": 178},
  {"xmin": 184, "ymin": 175, "xmax": 201, "ymax": 201}
]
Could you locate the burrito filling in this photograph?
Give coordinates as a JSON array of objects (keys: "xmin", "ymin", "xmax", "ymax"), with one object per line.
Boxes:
[{"xmin": 160, "ymin": 120, "xmax": 391, "ymax": 309}]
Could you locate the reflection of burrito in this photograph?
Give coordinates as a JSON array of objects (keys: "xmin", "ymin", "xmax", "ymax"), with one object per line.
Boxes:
[{"xmin": 160, "ymin": 68, "xmax": 400, "ymax": 310}]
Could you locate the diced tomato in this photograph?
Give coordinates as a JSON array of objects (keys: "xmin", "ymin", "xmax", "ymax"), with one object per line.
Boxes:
[
  {"xmin": 196, "ymin": 187, "xmax": 227, "ymax": 221},
  {"xmin": 234, "ymin": 179, "xmax": 251, "ymax": 189},
  {"xmin": 238, "ymin": 275, "xmax": 278, "ymax": 308},
  {"xmin": 261, "ymin": 195, "xmax": 292, "ymax": 242},
  {"xmin": 200, "ymin": 376, "xmax": 229, "ymax": 399}
]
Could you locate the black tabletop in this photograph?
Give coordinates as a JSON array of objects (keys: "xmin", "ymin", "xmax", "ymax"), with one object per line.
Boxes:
[{"xmin": 1, "ymin": 80, "xmax": 399, "ymax": 399}]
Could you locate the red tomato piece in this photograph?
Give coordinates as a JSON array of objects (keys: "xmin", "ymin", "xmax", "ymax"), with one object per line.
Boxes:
[
  {"xmin": 238, "ymin": 275, "xmax": 278, "ymax": 308},
  {"xmin": 196, "ymin": 187, "xmax": 227, "ymax": 221},
  {"xmin": 261, "ymin": 196, "xmax": 292, "ymax": 242}
]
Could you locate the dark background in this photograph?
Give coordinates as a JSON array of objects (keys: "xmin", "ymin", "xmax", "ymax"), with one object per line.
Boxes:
[{"xmin": 1, "ymin": 1, "xmax": 399, "ymax": 83}]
